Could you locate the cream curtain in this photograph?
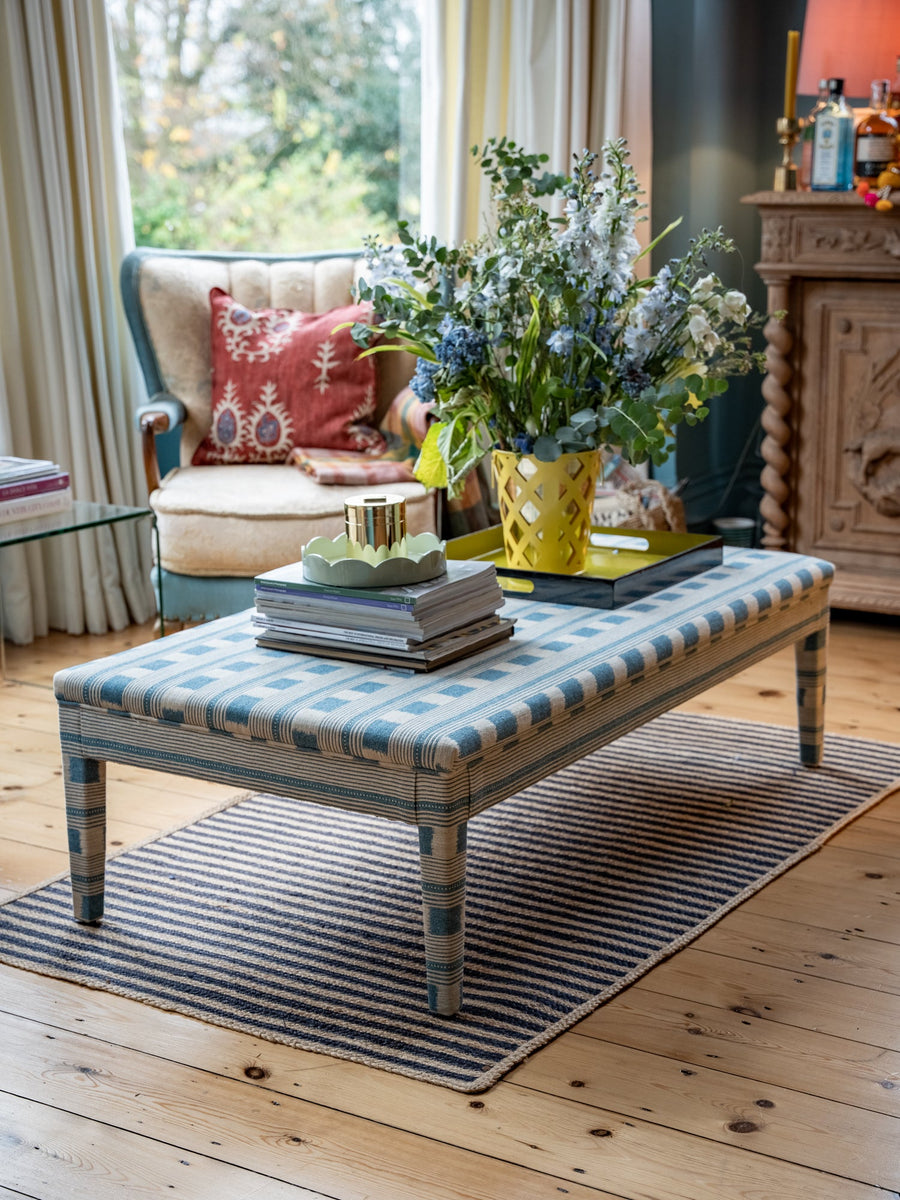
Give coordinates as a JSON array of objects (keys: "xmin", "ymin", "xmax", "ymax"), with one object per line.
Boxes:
[
  {"xmin": 421, "ymin": 0, "xmax": 653, "ymax": 246},
  {"xmin": 0, "ymin": 0, "xmax": 154, "ymax": 646}
]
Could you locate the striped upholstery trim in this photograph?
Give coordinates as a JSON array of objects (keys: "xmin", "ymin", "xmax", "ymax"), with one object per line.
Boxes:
[{"xmin": 4, "ymin": 714, "xmax": 898, "ymax": 1091}]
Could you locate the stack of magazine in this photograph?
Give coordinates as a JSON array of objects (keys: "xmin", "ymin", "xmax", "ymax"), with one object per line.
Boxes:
[
  {"xmin": 0, "ymin": 457, "xmax": 72, "ymax": 527},
  {"xmin": 253, "ymin": 558, "xmax": 514, "ymax": 671}
]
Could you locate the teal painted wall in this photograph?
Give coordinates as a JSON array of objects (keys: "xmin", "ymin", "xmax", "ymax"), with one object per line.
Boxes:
[{"xmin": 650, "ymin": 0, "xmax": 808, "ymax": 532}]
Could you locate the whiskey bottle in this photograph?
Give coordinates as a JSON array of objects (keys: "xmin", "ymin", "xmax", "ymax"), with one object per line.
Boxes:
[
  {"xmin": 855, "ymin": 80, "xmax": 898, "ymax": 182},
  {"xmin": 799, "ymin": 79, "xmax": 829, "ymax": 189},
  {"xmin": 811, "ymin": 78, "xmax": 855, "ymax": 190}
]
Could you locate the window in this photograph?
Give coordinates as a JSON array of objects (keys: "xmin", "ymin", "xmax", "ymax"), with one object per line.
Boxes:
[{"xmin": 107, "ymin": 0, "xmax": 421, "ymax": 251}]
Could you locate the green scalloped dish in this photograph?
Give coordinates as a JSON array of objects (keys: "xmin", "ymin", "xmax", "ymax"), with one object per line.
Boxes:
[
  {"xmin": 302, "ymin": 532, "xmax": 447, "ymax": 588},
  {"xmin": 446, "ymin": 525, "xmax": 724, "ymax": 609}
]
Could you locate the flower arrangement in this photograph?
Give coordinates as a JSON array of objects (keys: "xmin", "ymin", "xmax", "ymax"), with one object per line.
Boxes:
[{"xmin": 351, "ymin": 137, "xmax": 763, "ymax": 497}]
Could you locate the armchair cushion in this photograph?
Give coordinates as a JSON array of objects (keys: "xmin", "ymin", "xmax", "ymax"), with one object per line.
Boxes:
[
  {"xmin": 152, "ymin": 464, "xmax": 436, "ymax": 576},
  {"xmin": 192, "ymin": 292, "xmax": 383, "ymax": 465}
]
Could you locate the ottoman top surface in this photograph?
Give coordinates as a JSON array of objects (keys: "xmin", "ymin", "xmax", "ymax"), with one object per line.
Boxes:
[{"xmin": 54, "ymin": 549, "xmax": 833, "ymax": 773}]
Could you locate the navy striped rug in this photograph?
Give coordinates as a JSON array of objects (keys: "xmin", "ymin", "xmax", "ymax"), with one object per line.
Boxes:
[{"xmin": 2, "ymin": 713, "xmax": 899, "ymax": 1091}]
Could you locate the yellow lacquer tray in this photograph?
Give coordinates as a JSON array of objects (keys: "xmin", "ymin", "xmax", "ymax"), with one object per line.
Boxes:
[{"xmin": 446, "ymin": 524, "xmax": 724, "ymax": 609}]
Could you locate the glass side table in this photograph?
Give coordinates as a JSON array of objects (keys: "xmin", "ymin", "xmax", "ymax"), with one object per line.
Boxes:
[{"xmin": 0, "ymin": 501, "xmax": 161, "ymax": 678}]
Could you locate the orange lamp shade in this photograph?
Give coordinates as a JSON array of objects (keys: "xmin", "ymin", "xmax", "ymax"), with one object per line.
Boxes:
[{"xmin": 797, "ymin": 0, "xmax": 900, "ymax": 99}]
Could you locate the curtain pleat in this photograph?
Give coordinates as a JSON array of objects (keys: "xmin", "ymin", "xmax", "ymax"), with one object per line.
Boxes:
[
  {"xmin": 0, "ymin": 0, "xmax": 154, "ymax": 645},
  {"xmin": 421, "ymin": 0, "xmax": 653, "ymax": 246}
]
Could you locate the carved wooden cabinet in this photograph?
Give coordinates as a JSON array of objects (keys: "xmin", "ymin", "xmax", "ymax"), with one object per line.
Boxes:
[{"xmin": 743, "ymin": 191, "xmax": 900, "ymax": 614}]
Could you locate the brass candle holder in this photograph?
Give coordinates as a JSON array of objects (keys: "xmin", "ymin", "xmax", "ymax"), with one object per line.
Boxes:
[{"xmin": 773, "ymin": 116, "xmax": 800, "ymax": 191}]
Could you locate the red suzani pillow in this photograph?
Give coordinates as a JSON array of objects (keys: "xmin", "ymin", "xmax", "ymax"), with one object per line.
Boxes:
[{"xmin": 191, "ymin": 290, "xmax": 385, "ymax": 465}]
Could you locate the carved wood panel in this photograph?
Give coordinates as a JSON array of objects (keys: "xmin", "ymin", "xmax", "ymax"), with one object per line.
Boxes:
[
  {"xmin": 745, "ymin": 191, "xmax": 900, "ymax": 613},
  {"xmin": 794, "ymin": 282, "xmax": 900, "ymax": 580},
  {"xmin": 795, "ymin": 217, "xmax": 900, "ymax": 264}
]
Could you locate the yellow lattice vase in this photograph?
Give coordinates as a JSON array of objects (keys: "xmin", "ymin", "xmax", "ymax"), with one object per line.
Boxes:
[{"xmin": 491, "ymin": 448, "xmax": 602, "ymax": 573}]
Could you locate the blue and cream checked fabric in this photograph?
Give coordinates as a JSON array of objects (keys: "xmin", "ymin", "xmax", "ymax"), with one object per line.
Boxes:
[
  {"xmin": 54, "ymin": 546, "xmax": 833, "ymax": 1014},
  {"xmin": 55, "ymin": 548, "xmax": 833, "ymax": 776}
]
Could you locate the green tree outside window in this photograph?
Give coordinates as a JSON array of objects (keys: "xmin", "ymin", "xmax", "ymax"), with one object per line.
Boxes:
[{"xmin": 108, "ymin": 0, "xmax": 421, "ymax": 251}]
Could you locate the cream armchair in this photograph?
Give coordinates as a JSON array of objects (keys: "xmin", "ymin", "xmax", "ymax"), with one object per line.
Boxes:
[{"xmin": 122, "ymin": 248, "xmax": 438, "ymax": 624}]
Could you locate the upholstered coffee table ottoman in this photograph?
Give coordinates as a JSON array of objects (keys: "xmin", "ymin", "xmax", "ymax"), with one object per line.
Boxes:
[{"xmin": 55, "ymin": 547, "xmax": 833, "ymax": 1015}]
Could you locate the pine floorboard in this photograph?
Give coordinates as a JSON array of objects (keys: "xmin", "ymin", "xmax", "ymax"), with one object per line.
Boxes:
[{"xmin": 1, "ymin": 607, "xmax": 899, "ymax": 1199}]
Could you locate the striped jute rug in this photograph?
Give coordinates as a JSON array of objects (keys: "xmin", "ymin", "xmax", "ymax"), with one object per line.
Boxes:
[{"xmin": 3, "ymin": 712, "xmax": 899, "ymax": 1092}]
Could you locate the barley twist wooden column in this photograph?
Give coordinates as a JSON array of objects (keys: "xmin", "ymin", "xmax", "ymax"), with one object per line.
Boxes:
[{"xmin": 759, "ymin": 283, "xmax": 793, "ymax": 549}]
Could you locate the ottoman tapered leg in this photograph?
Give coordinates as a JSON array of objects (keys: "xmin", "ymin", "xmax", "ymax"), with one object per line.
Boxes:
[
  {"xmin": 63, "ymin": 752, "xmax": 107, "ymax": 923},
  {"xmin": 417, "ymin": 819, "xmax": 467, "ymax": 1015},
  {"xmin": 795, "ymin": 620, "xmax": 828, "ymax": 766}
]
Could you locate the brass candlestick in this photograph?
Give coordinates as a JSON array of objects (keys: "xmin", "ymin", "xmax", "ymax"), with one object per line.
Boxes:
[{"xmin": 773, "ymin": 116, "xmax": 800, "ymax": 191}]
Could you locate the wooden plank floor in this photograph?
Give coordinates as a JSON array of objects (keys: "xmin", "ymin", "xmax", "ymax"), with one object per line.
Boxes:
[{"xmin": 1, "ymin": 609, "xmax": 899, "ymax": 1199}]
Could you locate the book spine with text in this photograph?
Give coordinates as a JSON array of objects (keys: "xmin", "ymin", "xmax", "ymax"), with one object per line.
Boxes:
[
  {"xmin": 0, "ymin": 487, "xmax": 73, "ymax": 526},
  {"xmin": 0, "ymin": 472, "xmax": 70, "ymax": 503}
]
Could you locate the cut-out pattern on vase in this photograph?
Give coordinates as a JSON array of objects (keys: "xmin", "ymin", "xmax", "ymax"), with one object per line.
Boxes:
[{"xmin": 491, "ymin": 448, "xmax": 602, "ymax": 573}]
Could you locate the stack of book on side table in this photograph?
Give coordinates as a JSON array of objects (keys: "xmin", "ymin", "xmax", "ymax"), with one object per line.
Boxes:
[
  {"xmin": 0, "ymin": 457, "xmax": 72, "ymax": 526},
  {"xmin": 253, "ymin": 558, "xmax": 515, "ymax": 671}
]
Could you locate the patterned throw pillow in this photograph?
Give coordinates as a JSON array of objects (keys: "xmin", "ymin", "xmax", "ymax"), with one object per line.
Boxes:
[{"xmin": 191, "ymin": 290, "xmax": 385, "ymax": 465}]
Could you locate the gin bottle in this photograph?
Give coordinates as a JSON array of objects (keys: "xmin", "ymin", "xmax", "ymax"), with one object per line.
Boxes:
[
  {"xmin": 800, "ymin": 79, "xmax": 829, "ymax": 189},
  {"xmin": 811, "ymin": 78, "xmax": 855, "ymax": 190}
]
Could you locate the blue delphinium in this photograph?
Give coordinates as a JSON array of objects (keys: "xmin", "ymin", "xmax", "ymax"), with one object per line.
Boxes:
[
  {"xmin": 410, "ymin": 358, "xmax": 439, "ymax": 403},
  {"xmin": 436, "ymin": 325, "xmax": 489, "ymax": 371},
  {"xmin": 350, "ymin": 136, "xmax": 762, "ymax": 496},
  {"xmin": 546, "ymin": 325, "xmax": 575, "ymax": 355}
]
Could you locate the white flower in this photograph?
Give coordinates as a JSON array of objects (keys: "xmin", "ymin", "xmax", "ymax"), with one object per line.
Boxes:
[
  {"xmin": 685, "ymin": 304, "xmax": 721, "ymax": 356},
  {"xmin": 622, "ymin": 268, "xmax": 677, "ymax": 364},
  {"xmin": 691, "ymin": 273, "xmax": 718, "ymax": 300},
  {"xmin": 715, "ymin": 289, "xmax": 751, "ymax": 326}
]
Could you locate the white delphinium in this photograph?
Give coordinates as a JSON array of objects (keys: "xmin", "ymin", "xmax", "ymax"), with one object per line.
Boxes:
[
  {"xmin": 556, "ymin": 203, "xmax": 595, "ymax": 275},
  {"xmin": 623, "ymin": 265, "xmax": 677, "ymax": 365},
  {"xmin": 587, "ymin": 182, "xmax": 642, "ymax": 300}
]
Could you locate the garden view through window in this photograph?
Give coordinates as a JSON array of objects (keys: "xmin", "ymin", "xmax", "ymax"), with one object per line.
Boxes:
[{"xmin": 107, "ymin": 0, "xmax": 422, "ymax": 252}]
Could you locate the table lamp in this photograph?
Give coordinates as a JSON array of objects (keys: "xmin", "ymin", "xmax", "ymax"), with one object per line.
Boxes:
[{"xmin": 796, "ymin": 0, "xmax": 900, "ymax": 101}]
